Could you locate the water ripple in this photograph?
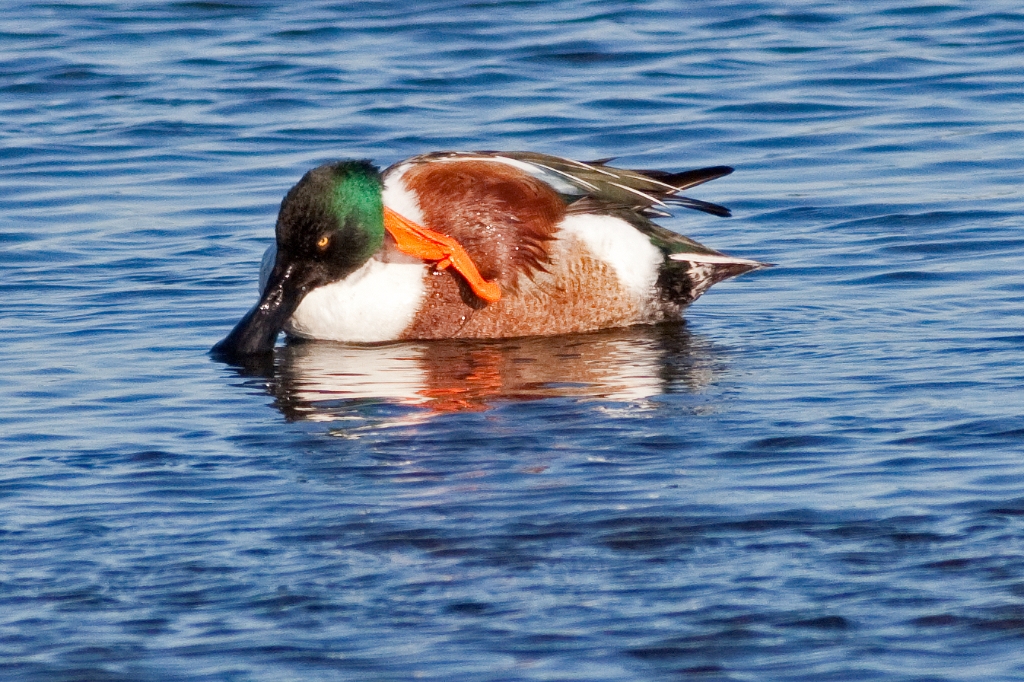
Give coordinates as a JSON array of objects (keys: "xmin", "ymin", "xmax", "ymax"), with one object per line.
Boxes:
[{"xmin": 3, "ymin": 0, "xmax": 1024, "ymax": 680}]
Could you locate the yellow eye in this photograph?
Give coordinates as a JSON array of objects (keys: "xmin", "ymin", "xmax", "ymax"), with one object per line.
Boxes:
[{"xmin": 316, "ymin": 235, "xmax": 330, "ymax": 250}]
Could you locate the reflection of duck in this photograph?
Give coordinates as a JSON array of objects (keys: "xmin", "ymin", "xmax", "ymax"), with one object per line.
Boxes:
[
  {"xmin": 257, "ymin": 325, "xmax": 724, "ymax": 422},
  {"xmin": 213, "ymin": 152, "xmax": 766, "ymax": 360}
]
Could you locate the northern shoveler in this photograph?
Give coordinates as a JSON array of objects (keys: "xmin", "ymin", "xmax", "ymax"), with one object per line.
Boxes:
[{"xmin": 212, "ymin": 151, "xmax": 766, "ymax": 359}]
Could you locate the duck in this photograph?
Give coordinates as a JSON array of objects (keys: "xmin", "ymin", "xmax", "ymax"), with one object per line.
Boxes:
[{"xmin": 212, "ymin": 151, "xmax": 766, "ymax": 359}]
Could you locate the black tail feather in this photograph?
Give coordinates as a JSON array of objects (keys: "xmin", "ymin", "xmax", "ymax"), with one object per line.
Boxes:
[{"xmin": 663, "ymin": 195, "xmax": 732, "ymax": 218}]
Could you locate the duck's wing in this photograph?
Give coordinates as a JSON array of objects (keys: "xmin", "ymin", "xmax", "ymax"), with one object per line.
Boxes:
[
  {"xmin": 382, "ymin": 150, "xmax": 767, "ymax": 276},
  {"xmin": 526, "ymin": 152, "xmax": 768, "ymax": 274},
  {"xmin": 492, "ymin": 152, "xmax": 734, "ymax": 218},
  {"xmin": 387, "ymin": 151, "xmax": 733, "ymax": 218}
]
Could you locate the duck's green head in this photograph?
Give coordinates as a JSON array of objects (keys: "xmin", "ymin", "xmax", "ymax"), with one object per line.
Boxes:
[{"xmin": 212, "ymin": 160, "xmax": 385, "ymax": 360}]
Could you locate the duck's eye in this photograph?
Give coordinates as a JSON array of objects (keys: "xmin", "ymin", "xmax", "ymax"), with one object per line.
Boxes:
[{"xmin": 316, "ymin": 235, "xmax": 330, "ymax": 251}]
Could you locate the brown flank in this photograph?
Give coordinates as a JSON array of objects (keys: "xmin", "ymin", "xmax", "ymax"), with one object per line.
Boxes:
[{"xmin": 399, "ymin": 231, "xmax": 662, "ymax": 340}]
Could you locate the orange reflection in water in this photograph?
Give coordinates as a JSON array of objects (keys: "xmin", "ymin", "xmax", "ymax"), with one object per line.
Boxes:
[{"xmin": 260, "ymin": 324, "xmax": 722, "ymax": 422}]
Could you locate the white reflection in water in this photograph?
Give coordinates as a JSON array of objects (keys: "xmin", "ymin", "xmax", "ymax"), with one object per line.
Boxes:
[{"xmin": 257, "ymin": 324, "xmax": 724, "ymax": 423}]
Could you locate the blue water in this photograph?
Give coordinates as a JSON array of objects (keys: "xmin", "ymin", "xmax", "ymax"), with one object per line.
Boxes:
[{"xmin": 3, "ymin": 1, "xmax": 1024, "ymax": 679}]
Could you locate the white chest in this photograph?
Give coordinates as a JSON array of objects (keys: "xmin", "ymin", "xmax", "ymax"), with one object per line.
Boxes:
[{"xmin": 259, "ymin": 245, "xmax": 427, "ymax": 343}]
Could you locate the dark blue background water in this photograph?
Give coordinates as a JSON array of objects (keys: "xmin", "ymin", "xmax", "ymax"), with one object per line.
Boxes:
[{"xmin": 3, "ymin": 2, "xmax": 1024, "ymax": 680}]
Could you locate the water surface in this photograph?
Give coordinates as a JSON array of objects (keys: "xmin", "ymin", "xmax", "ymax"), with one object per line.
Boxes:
[{"xmin": 3, "ymin": 2, "xmax": 1024, "ymax": 680}]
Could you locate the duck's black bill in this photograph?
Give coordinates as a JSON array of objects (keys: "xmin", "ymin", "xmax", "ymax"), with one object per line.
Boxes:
[{"xmin": 211, "ymin": 262, "xmax": 308, "ymax": 362}]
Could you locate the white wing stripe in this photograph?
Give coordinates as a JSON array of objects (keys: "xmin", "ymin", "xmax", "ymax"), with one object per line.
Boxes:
[{"xmin": 669, "ymin": 253, "xmax": 764, "ymax": 266}]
